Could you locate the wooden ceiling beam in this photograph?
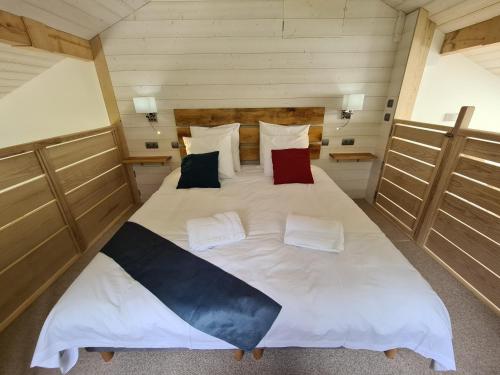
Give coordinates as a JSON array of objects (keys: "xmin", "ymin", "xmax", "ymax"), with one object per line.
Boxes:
[
  {"xmin": 0, "ymin": 9, "xmax": 92, "ymax": 60},
  {"xmin": 441, "ymin": 15, "xmax": 500, "ymax": 55}
]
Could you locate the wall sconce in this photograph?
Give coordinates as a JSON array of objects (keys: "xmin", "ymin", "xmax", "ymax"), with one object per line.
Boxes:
[
  {"xmin": 133, "ymin": 97, "xmax": 160, "ymax": 134},
  {"xmin": 341, "ymin": 94, "xmax": 365, "ymax": 119},
  {"xmin": 133, "ymin": 97, "xmax": 158, "ymax": 122}
]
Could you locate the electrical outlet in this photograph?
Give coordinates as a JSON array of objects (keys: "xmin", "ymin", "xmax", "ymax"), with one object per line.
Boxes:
[
  {"xmin": 384, "ymin": 113, "xmax": 391, "ymax": 122},
  {"xmin": 321, "ymin": 138, "xmax": 330, "ymax": 146},
  {"xmin": 171, "ymin": 141, "xmax": 179, "ymax": 149},
  {"xmin": 145, "ymin": 141, "xmax": 159, "ymax": 149},
  {"xmin": 341, "ymin": 138, "xmax": 355, "ymax": 146}
]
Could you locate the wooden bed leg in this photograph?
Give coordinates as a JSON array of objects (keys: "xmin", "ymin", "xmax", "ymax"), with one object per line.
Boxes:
[
  {"xmin": 100, "ymin": 351, "xmax": 114, "ymax": 362},
  {"xmin": 384, "ymin": 349, "xmax": 397, "ymax": 359},
  {"xmin": 252, "ymin": 348, "xmax": 264, "ymax": 360},
  {"xmin": 234, "ymin": 349, "xmax": 244, "ymax": 361}
]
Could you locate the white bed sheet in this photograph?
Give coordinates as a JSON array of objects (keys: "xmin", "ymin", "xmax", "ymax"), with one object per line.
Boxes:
[{"xmin": 32, "ymin": 166, "xmax": 455, "ymax": 373}]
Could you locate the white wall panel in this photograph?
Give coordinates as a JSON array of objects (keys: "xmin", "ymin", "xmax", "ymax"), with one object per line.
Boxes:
[{"xmin": 100, "ymin": 0, "xmax": 403, "ymax": 198}]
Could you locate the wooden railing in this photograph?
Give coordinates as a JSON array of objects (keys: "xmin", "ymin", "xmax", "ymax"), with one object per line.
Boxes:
[
  {"xmin": 0, "ymin": 126, "xmax": 135, "ymax": 331},
  {"xmin": 375, "ymin": 106, "xmax": 500, "ymax": 313}
]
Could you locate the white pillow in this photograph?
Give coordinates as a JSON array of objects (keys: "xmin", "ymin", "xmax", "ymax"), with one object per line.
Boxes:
[
  {"xmin": 183, "ymin": 133, "xmax": 235, "ymax": 179},
  {"xmin": 259, "ymin": 121, "xmax": 310, "ymax": 165},
  {"xmin": 190, "ymin": 123, "xmax": 241, "ymax": 172},
  {"xmin": 261, "ymin": 133, "xmax": 309, "ymax": 176}
]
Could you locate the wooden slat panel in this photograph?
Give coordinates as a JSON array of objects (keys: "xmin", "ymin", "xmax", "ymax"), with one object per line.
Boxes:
[
  {"xmin": 455, "ymin": 157, "xmax": 500, "ymax": 189},
  {"xmin": 0, "ymin": 152, "xmax": 43, "ymax": 191},
  {"xmin": 393, "ymin": 124, "xmax": 445, "ymax": 148},
  {"xmin": 56, "ymin": 149, "xmax": 121, "ymax": 192},
  {"xmin": 386, "ymin": 151, "xmax": 434, "ymax": 182},
  {"xmin": 448, "ymin": 174, "xmax": 500, "ymax": 216},
  {"xmin": 390, "ymin": 138, "xmax": 440, "ymax": 165},
  {"xmin": 174, "ymin": 107, "xmax": 325, "ymax": 126},
  {"xmin": 77, "ymin": 185, "xmax": 133, "ymax": 246},
  {"xmin": 378, "ymin": 179, "xmax": 421, "ymax": 216},
  {"xmin": 182, "ymin": 143, "xmax": 321, "ymax": 161},
  {"xmin": 178, "ymin": 125, "xmax": 323, "ymax": 144},
  {"xmin": 0, "ymin": 228, "xmax": 77, "ymax": 325},
  {"xmin": 441, "ymin": 193, "xmax": 500, "ymax": 244},
  {"xmin": 382, "ymin": 165, "xmax": 427, "ymax": 198},
  {"xmin": 375, "ymin": 193, "xmax": 416, "ymax": 229},
  {"xmin": 426, "ymin": 230, "xmax": 500, "ymax": 308},
  {"xmin": 463, "ymin": 138, "xmax": 500, "ymax": 163},
  {"xmin": 433, "ymin": 211, "xmax": 500, "ymax": 276},
  {"xmin": 239, "ymin": 146, "xmax": 258, "ymax": 162},
  {"xmin": 0, "ymin": 201, "xmax": 65, "ymax": 272},
  {"xmin": 0, "ymin": 177, "xmax": 54, "ymax": 229},
  {"xmin": 47, "ymin": 132, "xmax": 116, "ymax": 170},
  {"xmin": 67, "ymin": 166, "xmax": 127, "ymax": 219}
]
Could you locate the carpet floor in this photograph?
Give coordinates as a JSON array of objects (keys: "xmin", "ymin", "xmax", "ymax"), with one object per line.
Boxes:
[{"xmin": 0, "ymin": 200, "xmax": 498, "ymax": 375}]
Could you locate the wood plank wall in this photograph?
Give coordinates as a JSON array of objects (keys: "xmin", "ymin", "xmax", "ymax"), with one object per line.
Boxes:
[
  {"xmin": 99, "ymin": 0, "xmax": 404, "ymax": 200},
  {"xmin": 0, "ymin": 127, "xmax": 134, "ymax": 331},
  {"xmin": 420, "ymin": 129, "xmax": 500, "ymax": 312}
]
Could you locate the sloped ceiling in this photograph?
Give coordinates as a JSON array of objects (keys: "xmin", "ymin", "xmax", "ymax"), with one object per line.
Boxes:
[
  {"xmin": 0, "ymin": 43, "xmax": 62, "ymax": 99},
  {"xmin": 382, "ymin": 0, "xmax": 500, "ymax": 32},
  {"xmin": 0, "ymin": 0, "xmax": 151, "ymax": 39},
  {"xmin": 463, "ymin": 43, "xmax": 500, "ymax": 76}
]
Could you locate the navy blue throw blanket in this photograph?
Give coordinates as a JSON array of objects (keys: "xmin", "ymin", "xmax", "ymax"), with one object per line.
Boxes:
[{"xmin": 101, "ymin": 222, "xmax": 282, "ymax": 351}]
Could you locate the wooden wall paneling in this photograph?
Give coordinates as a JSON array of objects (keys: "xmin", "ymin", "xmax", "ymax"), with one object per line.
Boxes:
[
  {"xmin": 375, "ymin": 193, "xmax": 416, "ymax": 229},
  {"xmin": 378, "ymin": 179, "xmax": 421, "ymax": 216},
  {"xmin": 425, "ymin": 230, "xmax": 500, "ymax": 310},
  {"xmin": 0, "ymin": 202, "xmax": 65, "ymax": 272},
  {"xmin": 46, "ymin": 131, "xmax": 116, "ymax": 170},
  {"xmin": 390, "ymin": 137, "xmax": 440, "ymax": 164},
  {"xmin": 381, "ymin": 165, "xmax": 427, "ymax": 198},
  {"xmin": 414, "ymin": 106, "xmax": 474, "ymax": 245},
  {"xmin": 66, "ymin": 166, "xmax": 127, "ymax": 219},
  {"xmin": 0, "ymin": 151, "xmax": 43, "ymax": 190},
  {"xmin": 392, "ymin": 124, "xmax": 446, "ymax": 147},
  {"xmin": 395, "ymin": 8, "xmax": 436, "ymax": 119},
  {"xmin": 440, "ymin": 192, "xmax": 500, "ymax": 244},
  {"xmin": 463, "ymin": 137, "xmax": 500, "ymax": 163},
  {"xmin": 76, "ymin": 184, "xmax": 133, "ymax": 246},
  {"xmin": 385, "ymin": 151, "xmax": 434, "ymax": 181},
  {"xmin": 0, "ymin": 228, "xmax": 78, "ymax": 331},
  {"xmin": 447, "ymin": 174, "xmax": 500, "ymax": 217},
  {"xmin": 441, "ymin": 15, "xmax": 500, "ymax": 55},
  {"xmin": 90, "ymin": 35, "xmax": 140, "ymax": 204},
  {"xmin": 433, "ymin": 210, "xmax": 500, "ymax": 275},
  {"xmin": 56, "ymin": 148, "xmax": 121, "ymax": 193},
  {"xmin": 35, "ymin": 148, "xmax": 86, "ymax": 251},
  {"xmin": 455, "ymin": 156, "xmax": 500, "ymax": 188}
]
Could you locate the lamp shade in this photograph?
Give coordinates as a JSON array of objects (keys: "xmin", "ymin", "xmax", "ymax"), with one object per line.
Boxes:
[
  {"xmin": 342, "ymin": 94, "xmax": 365, "ymax": 111},
  {"xmin": 133, "ymin": 97, "xmax": 157, "ymax": 114}
]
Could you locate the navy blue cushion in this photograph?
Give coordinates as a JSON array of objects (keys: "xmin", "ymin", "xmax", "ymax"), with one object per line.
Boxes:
[{"xmin": 177, "ymin": 151, "xmax": 220, "ymax": 189}]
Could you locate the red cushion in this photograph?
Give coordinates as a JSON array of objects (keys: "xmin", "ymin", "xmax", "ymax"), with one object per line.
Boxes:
[{"xmin": 271, "ymin": 148, "xmax": 314, "ymax": 185}]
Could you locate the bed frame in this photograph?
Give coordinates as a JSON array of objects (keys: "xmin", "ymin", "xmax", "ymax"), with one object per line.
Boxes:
[{"xmin": 174, "ymin": 107, "xmax": 325, "ymax": 162}]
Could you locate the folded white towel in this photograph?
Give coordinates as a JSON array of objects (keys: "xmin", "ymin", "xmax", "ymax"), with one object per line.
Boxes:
[
  {"xmin": 284, "ymin": 214, "xmax": 344, "ymax": 252},
  {"xmin": 187, "ymin": 211, "xmax": 246, "ymax": 251}
]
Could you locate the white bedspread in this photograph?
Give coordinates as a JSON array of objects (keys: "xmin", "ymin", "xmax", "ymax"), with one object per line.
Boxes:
[{"xmin": 32, "ymin": 166, "xmax": 455, "ymax": 373}]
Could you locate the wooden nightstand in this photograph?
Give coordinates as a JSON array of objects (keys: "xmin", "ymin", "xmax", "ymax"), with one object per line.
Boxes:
[
  {"xmin": 123, "ymin": 156, "xmax": 172, "ymax": 165},
  {"xmin": 123, "ymin": 156, "xmax": 173, "ymax": 202}
]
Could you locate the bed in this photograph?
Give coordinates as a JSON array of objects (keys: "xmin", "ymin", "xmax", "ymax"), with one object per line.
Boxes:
[
  {"xmin": 31, "ymin": 108, "xmax": 455, "ymax": 373},
  {"xmin": 32, "ymin": 165, "xmax": 455, "ymax": 372}
]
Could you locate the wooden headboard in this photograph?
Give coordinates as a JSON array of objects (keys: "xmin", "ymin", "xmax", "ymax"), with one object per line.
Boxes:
[{"xmin": 174, "ymin": 107, "xmax": 325, "ymax": 162}]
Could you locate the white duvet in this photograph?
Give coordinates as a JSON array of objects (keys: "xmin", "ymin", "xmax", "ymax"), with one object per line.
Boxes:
[{"xmin": 32, "ymin": 166, "xmax": 455, "ymax": 373}]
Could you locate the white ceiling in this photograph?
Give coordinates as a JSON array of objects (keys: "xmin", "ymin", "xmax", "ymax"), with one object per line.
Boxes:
[
  {"xmin": 383, "ymin": 0, "xmax": 500, "ymax": 32},
  {"xmin": 0, "ymin": 43, "xmax": 62, "ymax": 99},
  {"xmin": 463, "ymin": 43, "xmax": 500, "ymax": 76},
  {"xmin": 0, "ymin": 0, "xmax": 151, "ymax": 39}
]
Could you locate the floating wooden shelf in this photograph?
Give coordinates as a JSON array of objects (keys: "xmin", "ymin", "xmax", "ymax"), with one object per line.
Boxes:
[
  {"xmin": 123, "ymin": 156, "xmax": 172, "ymax": 165},
  {"xmin": 329, "ymin": 153, "xmax": 377, "ymax": 162}
]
